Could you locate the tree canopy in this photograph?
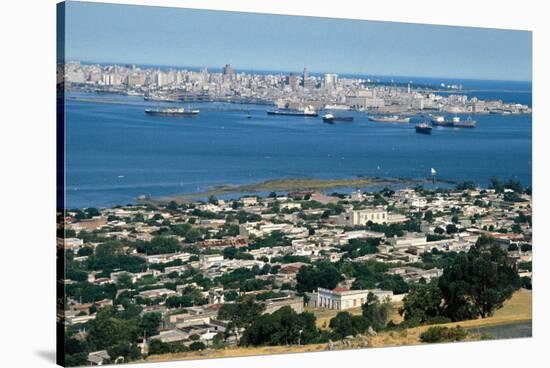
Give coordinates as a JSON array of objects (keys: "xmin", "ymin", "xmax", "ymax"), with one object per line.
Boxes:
[
  {"xmin": 329, "ymin": 311, "xmax": 369, "ymax": 339},
  {"xmin": 296, "ymin": 262, "xmax": 343, "ymax": 293},
  {"xmin": 240, "ymin": 306, "xmax": 319, "ymax": 346},
  {"xmin": 361, "ymin": 292, "xmax": 391, "ymax": 331},
  {"xmin": 136, "ymin": 236, "xmax": 180, "ymax": 255},
  {"xmin": 438, "ymin": 235, "xmax": 521, "ymax": 320},
  {"xmin": 399, "ymin": 281, "xmax": 442, "ymax": 324},
  {"xmin": 218, "ymin": 297, "xmax": 265, "ymax": 329}
]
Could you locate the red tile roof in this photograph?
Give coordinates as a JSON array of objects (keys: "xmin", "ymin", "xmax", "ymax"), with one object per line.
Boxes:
[{"xmin": 332, "ymin": 287, "xmax": 350, "ymax": 292}]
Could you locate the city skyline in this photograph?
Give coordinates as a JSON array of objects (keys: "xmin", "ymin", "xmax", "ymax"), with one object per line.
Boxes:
[
  {"xmin": 66, "ymin": 59, "xmax": 535, "ymax": 86},
  {"xmin": 64, "ymin": 1, "xmax": 532, "ymax": 81}
]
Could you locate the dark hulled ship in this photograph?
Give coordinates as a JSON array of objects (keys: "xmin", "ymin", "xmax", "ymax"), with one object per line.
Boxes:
[{"xmin": 144, "ymin": 107, "xmax": 199, "ymax": 117}]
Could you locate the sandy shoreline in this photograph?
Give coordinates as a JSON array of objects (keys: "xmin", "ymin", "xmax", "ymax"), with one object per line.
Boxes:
[{"xmin": 141, "ymin": 176, "xmax": 458, "ymax": 204}]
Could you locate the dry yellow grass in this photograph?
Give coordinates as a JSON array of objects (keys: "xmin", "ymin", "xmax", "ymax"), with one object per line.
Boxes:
[
  {"xmin": 144, "ymin": 343, "xmax": 329, "ymax": 363},
  {"xmin": 369, "ymin": 289, "xmax": 532, "ymax": 347},
  {"xmin": 143, "ymin": 290, "xmax": 531, "ymax": 362},
  {"xmin": 307, "ymin": 301, "xmax": 404, "ymax": 329}
]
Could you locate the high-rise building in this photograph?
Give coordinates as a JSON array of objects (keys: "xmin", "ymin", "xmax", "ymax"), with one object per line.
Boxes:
[
  {"xmin": 304, "ymin": 78, "xmax": 317, "ymax": 90},
  {"xmin": 223, "ymin": 64, "xmax": 234, "ymax": 79},
  {"xmin": 88, "ymin": 71, "xmax": 102, "ymax": 83},
  {"xmin": 288, "ymin": 73, "xmax": 298, "ymax": 91},
  {"xmin": 324, "ymin": 73, "xmax": 338, "ymax": 89},
  {"xmin": 127, "ymin": 73, "xmax": 145, "ymax": 87},
  {"xmin": 155, "ymin": 71, "xmax": 166, "ymax": 87},
  {"xmin": 302, "ymin": 67, "xmax": 308, "ymax": 86},
  {"xmin": 102, "ymin": 74, "xmax": 112, "ymax": 85},
  {"xmin": 66, "ymin": 70, "xmax": 86, "ymax": 84}
]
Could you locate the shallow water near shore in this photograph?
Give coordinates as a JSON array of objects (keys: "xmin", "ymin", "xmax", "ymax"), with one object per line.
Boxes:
[{"xmin": 467, "ymin": 321, "xmax": 532, "ymax": 340}]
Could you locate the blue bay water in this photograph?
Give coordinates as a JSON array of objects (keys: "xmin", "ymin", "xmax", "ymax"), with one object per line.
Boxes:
[{"xmin": 65, "ymin": 91, "xmax": 532, "ymax": 209}]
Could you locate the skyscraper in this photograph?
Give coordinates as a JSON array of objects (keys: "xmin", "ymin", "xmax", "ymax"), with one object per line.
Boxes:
[
  {"xmin": 324, "ymin": 73, "xmax": 338, "ymax": 89},
  {"xmin": 302, "ymin": 67, "xmax": 308, "ymax": 86},
  {"xmin": 288, "ymin": 73, "xmax": 298, "ymax": 91},
  {"xmin": 223, "ymin": 64, "xmax": 234, "ymax": 80}
]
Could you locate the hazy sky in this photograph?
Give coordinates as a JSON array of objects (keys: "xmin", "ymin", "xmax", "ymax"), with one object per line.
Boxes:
[{"xmin": 63, "ymin": 1, "xmax": 532, "ymax": 81}]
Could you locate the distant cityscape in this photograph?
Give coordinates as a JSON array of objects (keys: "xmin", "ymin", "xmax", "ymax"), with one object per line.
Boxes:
[{"xmin": 62, "ymin": 61, "xmax": 531, "ymax": 116}]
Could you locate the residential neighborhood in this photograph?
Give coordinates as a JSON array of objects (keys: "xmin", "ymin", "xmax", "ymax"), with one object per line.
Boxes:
[{"xmin": 59, "ymin": 178, "xmax": 532, "ymax": 366}]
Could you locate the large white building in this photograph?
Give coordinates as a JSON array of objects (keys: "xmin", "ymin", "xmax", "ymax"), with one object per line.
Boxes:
[
  {"xmin": 239, "ymin": 222, "xmax": 308, "ymax": 240},
  {"xmin": 324, "ymin": 73, "xmax": 338, "ymax": 89},
  {"xmin": 199, "ymin": 254, "xmax": 224, "ymax": 268},
  {"xmin": 337, "ymin": 208, "xmax": 388, "ymax": 226},
  {"xmin": 308, "ymin": 287, "xmax": 394, "ymax": 310},
  {"xmin": 386, "ymin": 266, "xmax": 443, "ymax": 283},
  {"xmin": 389, "ymin": 233, "xmax": 428, "ymax": 251},
  {"xmin": 347, "ymin": 90, "xmax": 385, "ymax": 109}
]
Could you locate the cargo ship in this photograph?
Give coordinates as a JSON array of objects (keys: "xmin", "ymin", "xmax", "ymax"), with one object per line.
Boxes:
[
  {"xmin": 126, "ymin": 90, "xmax": 144, "ymax": 96},
  {"xmin": 415, "ymin": 122, "xmax": 432, "ymax": 134},
  {"xmin": 144, "ymin": 107, "xmax": 199, "ymax": 117},
  {"xmin": 322, "ymin": 113, "xmax": 354, "ymax": 124},
  {"xmin": 432, "ymin": 115, "xmax": 476, "ymax": 128},
  {"xmin": 368, "ymin": 115, "xmax": 410, "ymax": 123},
  {"xmin": 453, "ymin": 116, "xmax": 477, "ymax": 128},
  {"xmin": 267, "ymin": 105, "xmax": 318, "ymax": 117},
  {"xmin": 430, "ymin": 115, "xmax": 446, "ymax": 125},
  {"xmin": 323, "ymin": 104, "xmax": 351, "ymax": 110},
  {"xmin": 144, "ymin": 96, "xmax": 181, "ymax": 102}
]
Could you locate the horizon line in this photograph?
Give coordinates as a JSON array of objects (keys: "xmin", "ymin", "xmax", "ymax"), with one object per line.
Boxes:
[{"xmin": 69, "ymin": 59, "xmax": 533, "ymax": 84}]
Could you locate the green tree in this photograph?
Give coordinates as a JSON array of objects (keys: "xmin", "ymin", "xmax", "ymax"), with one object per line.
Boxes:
[
  {"xmin": 329, "ymin": 311, "xmax": 354, "ymax": 338},
  {"xmin": 240, "ymin": 307, "xmax": 319, "ymax": 346},
  {"xmin": 489, "ymin": 177, "xmax": 505, "ymax": 193},
  {"xmin": 189, "ymin": 341, "xmax": 206, "ymax": 351},
  {"xmin": 420, "ymin": 326, "xmax": 467, "ymax": 343},
  {"xmin": 438, "ymin": 236, "xmax": 521, "ymax": 320},
  {"xmin": 296, "ymin": 262, "xmax": 343, "ymax": 293},
  {"xmin": 399, "ymin": 281, "xmax": 442, "ymax": 324},
  {"xmin": 424, "ymin": 210, "xmax": 434, "ymax": 223},
  {"xmin": 329, "ymin": 311, "xmax": 369, "ymax": 339},
  {"xmin": 137, "ymin": 236, "xmax": 180, "ymax": 255},
  {"xmin": 224, "ymin": 290, "xmax": 239, "ymax": 301},
  {"xmin": 166, "ymin": 201, "xmax": 179, "ymax": 211},
  {"xmin": 165, "ymin": 295, "xmax": 192, "ymax": 309},
  {"xmin": 87, "ymin": 307, "xmax": 139, "ymax": 351},
  {"xmin": 77, "ymin": 246, "xmax": 93, "ymax": 257},
  {"xmin": 378, "ymin": 274, "xmax": 409, "ymax": 295},
  {"xmin": 362, "ymin": 292, "xmax": 391, "ymax": 331},
  {"xmin": 116, "ymin": 272, "xmax": 134, "ymax": 289},
  {"xmin": 139, "ymin": 312, "xmax": 161, "ymax": 337},
  {"xmin": 505, "ymin": 178, "xmax": 524, "ymax": 194},
  {"xmin": 456, "ymin": 181, "xmax": 476, "ymax": 191},
  {"xmin": 218, "ymin": 297, "xmax": 265, "ymax": 330},
  {"xmin": 446, "ymin": 224, "xmax": 458, "ymax": 234}
]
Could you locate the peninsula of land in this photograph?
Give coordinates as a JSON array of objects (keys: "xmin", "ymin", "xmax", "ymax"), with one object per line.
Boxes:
[{"xmin": 146, "ymin": 177, "xmax": 457, "ymax": 204}]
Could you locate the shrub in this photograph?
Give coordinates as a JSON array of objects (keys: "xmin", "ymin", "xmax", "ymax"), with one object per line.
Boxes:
[
  {"xmin": 189, "ymin": 341, "xmax": 206, "ymax": 351},
  {"xmin": 420, "ymin": 326, "xmax": 467, "ymax": 343},
  {"xmin": 424, "ymin": 316, "xmax": 452, "ymax": 325}
]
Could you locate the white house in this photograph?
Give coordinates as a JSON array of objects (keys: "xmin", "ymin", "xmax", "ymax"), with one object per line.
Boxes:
[
  {"xmin": 308, "ymin": 287, "xmax": 393, "ymax": 310},
  {"xmin": 337, "ymin": 208, "xmax": 388, "ymax": 226}
]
